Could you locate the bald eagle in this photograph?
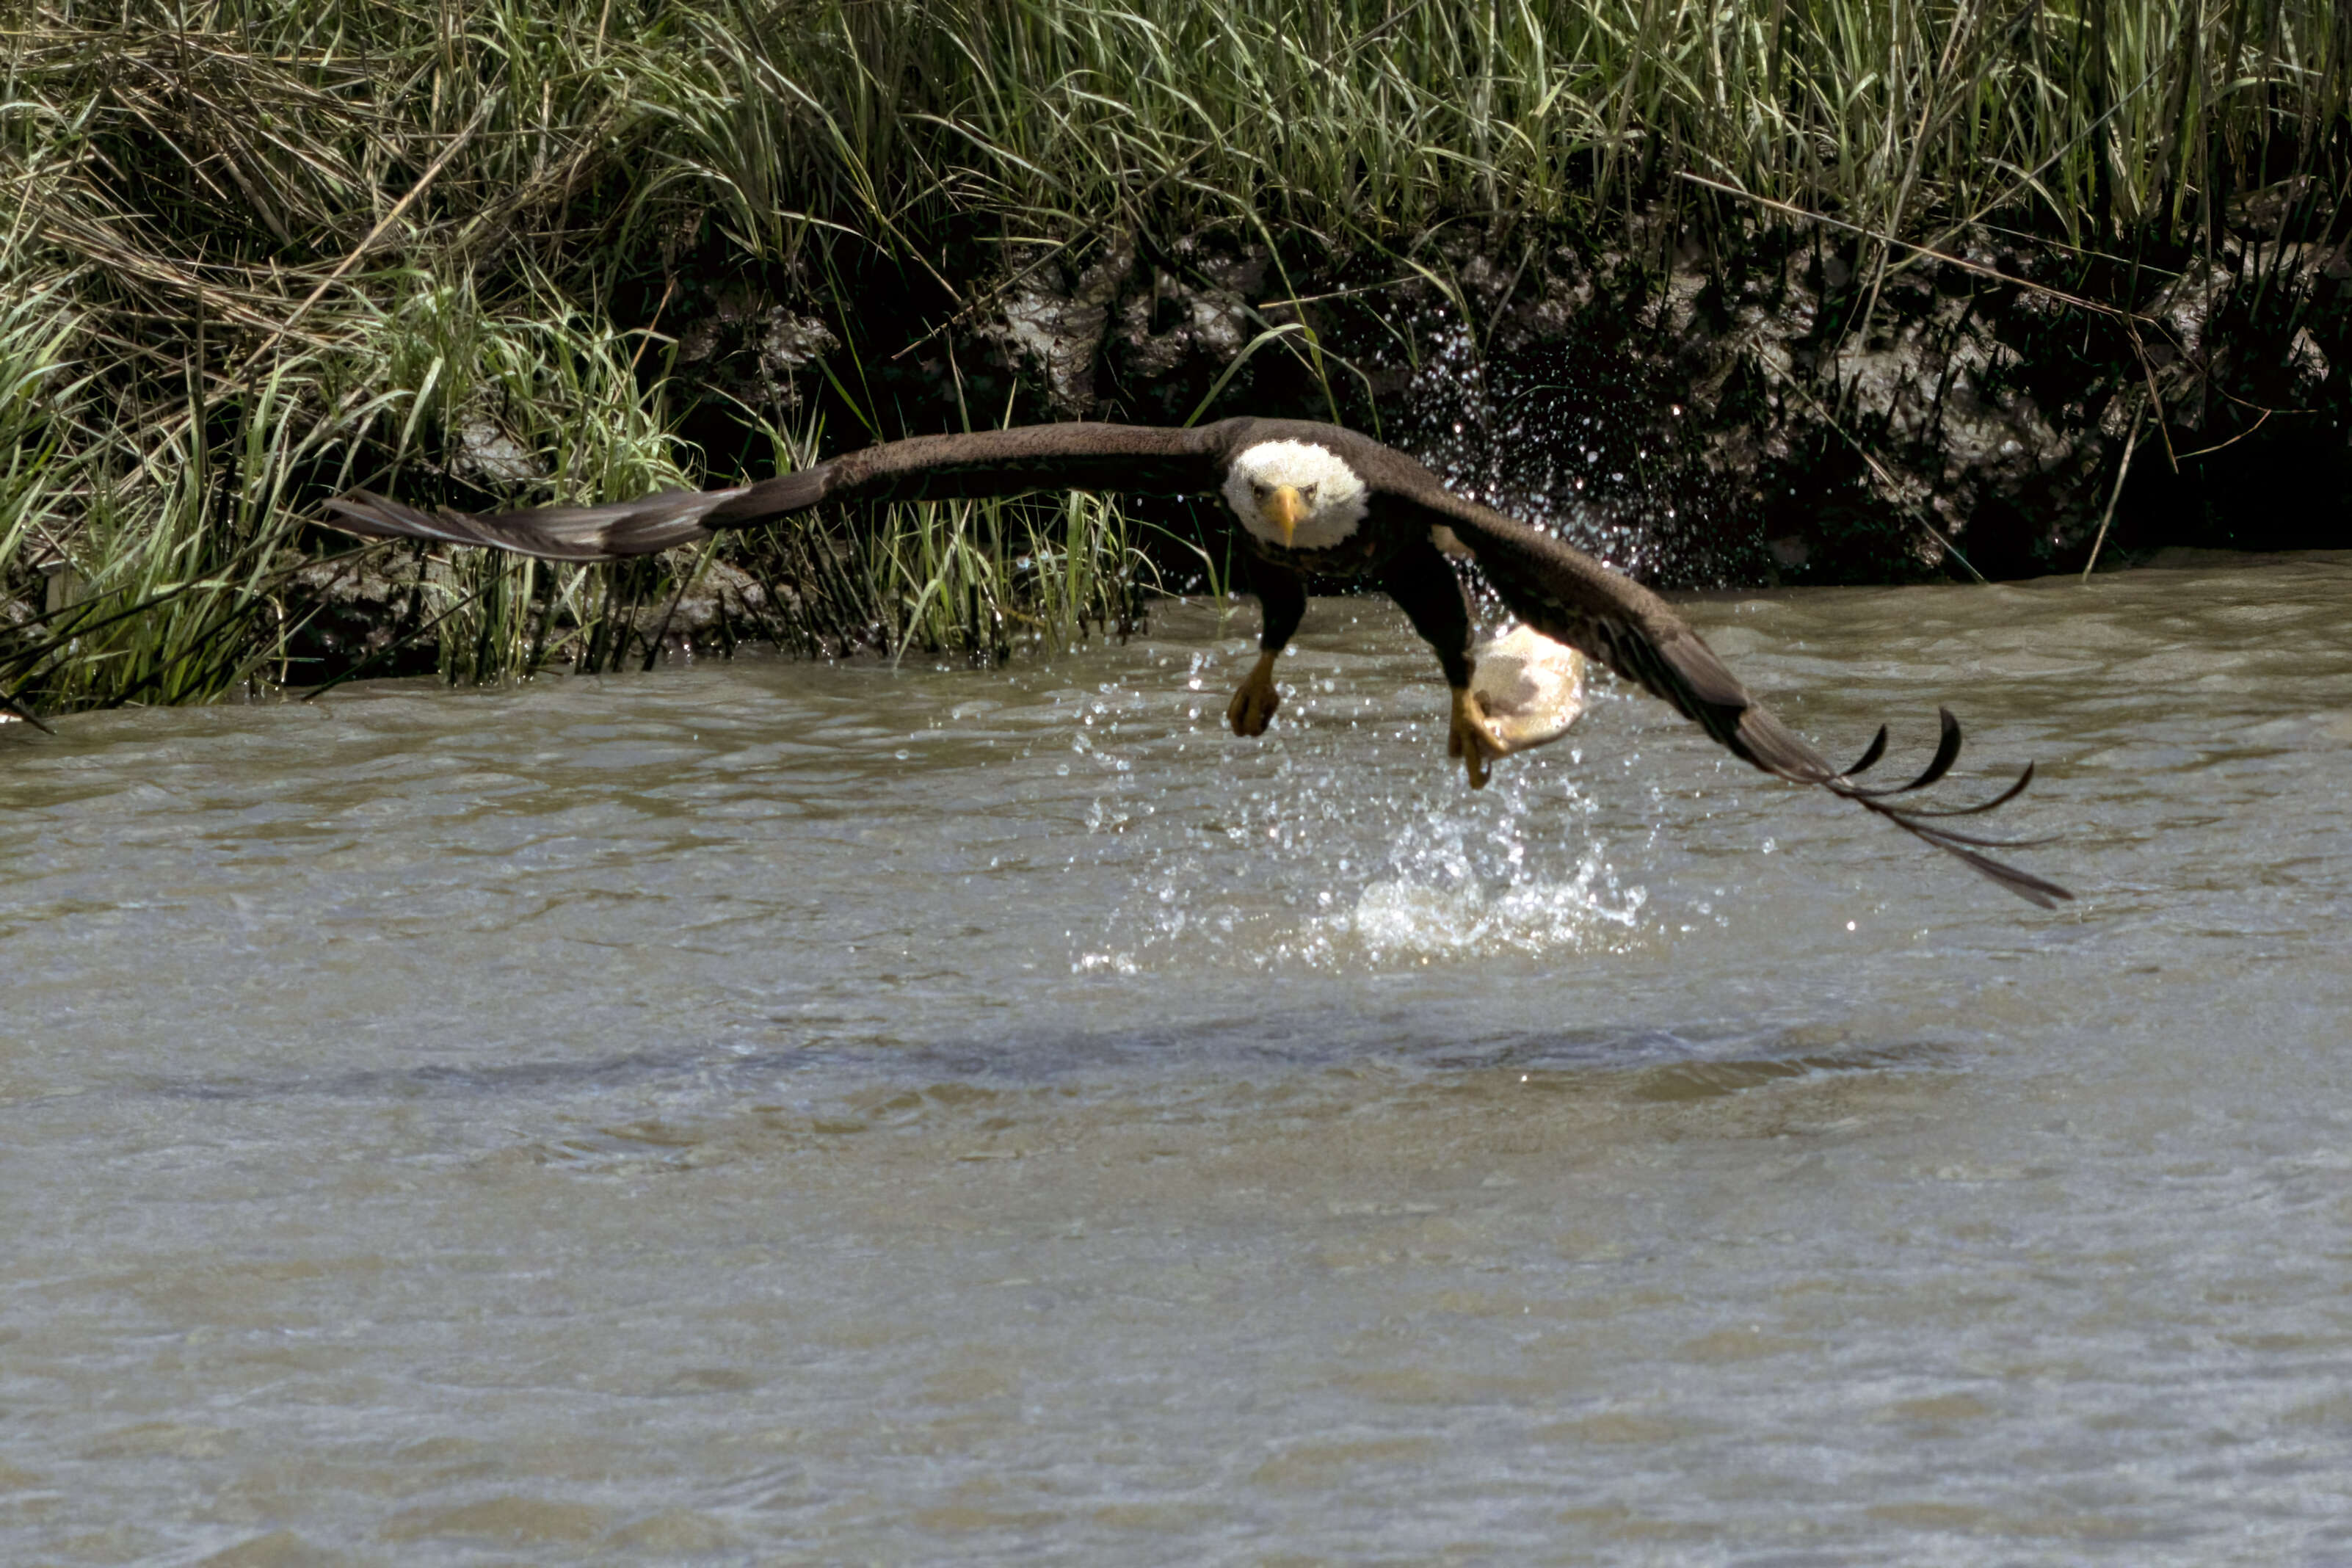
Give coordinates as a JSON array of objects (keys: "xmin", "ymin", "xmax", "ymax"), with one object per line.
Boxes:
[{"xmin": 322, "ymin": 418, "xmax": 2070, "ymax": 907}]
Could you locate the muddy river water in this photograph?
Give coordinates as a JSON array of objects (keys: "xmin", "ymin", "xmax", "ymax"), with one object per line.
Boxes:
[{"xmin": 5, "ymin": 556, "xmax": 2352, "ymax": 1564}]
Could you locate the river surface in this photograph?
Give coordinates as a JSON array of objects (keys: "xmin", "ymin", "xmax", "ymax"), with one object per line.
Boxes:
[{"xmin": 4, "ymin": 556, "xmax": 2351, "ymax": 1564}]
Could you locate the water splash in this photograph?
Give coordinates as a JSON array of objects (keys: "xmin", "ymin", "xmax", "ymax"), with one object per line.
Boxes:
[
  {"xmin": 1075, "ymin": 761, "xmax": 1649, "ymax": 975},
  {"xmin": 1363, "ymin": 308, "xmax": 1758, "ymax": 587},
  {"xmin": 1329, "ymin": 802, "xmax": 1648, "ymax": 964}
]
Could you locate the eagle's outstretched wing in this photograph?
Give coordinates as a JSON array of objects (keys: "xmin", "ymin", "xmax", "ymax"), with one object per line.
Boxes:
[
  {"xmin": 319, "ymin": 417, "xmax": 2069, "ymax": 907},
  {"xmin": 1397, "ymin": 481, "xmax": 2072, "ymax": 908},
  {"xmin": 0, "ymin": 685, "xmax": 51, "ymax": 734},
  {"xmin": 321, "ymin": 423, "xmax": 1235, "ymax": 562}
]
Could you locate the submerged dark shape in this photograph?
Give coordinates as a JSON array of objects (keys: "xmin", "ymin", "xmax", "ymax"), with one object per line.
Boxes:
[
  {"xmin": 0, "ymin": 685, "xmax": 52, "ymax": 735},
  {"xmin": 322, "ymin": 419, "xmax": 2072, "ymax": 907}
]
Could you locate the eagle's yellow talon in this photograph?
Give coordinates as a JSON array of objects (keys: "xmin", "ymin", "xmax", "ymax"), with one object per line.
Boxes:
[
  {"xmin": 1227, "ymin": 650, "xmax": 1283, "ymax": 737},
  {"xmin": 1450, "ymin": 684, "xmax": 1508, "ymax": 789}
]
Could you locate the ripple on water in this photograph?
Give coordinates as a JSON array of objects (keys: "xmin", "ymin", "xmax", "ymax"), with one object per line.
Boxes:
[{"xmin": 7, "ymin": 562, "xmax": 2352, "ymax": 1561}]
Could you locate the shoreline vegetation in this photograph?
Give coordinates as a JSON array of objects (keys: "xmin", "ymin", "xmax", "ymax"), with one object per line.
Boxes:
[{"xmin": 2, "ymin": 0, "xmax": 2346, "ymax": 719}]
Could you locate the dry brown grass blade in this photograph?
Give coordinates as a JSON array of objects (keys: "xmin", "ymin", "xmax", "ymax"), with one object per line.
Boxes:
[
  {"xmin": 1677, "ymin": 173, "xmax": 2153, "ymax": 324},
  {"xmin": 241, "ymin": 98, "xmax": 496, "ymax": 374}
]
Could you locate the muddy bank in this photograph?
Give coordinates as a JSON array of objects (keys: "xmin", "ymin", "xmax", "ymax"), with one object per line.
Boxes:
[
  {"xmin": 657, "ymin": 213, "xmax": 2351, "ymax": 592},
  {"xmin": 225, "ymin": 211, "xmax": 2352, "ymax": 685}
]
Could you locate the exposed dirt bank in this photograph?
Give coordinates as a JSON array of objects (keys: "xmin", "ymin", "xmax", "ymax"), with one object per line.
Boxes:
[
  {"xmin": 649, "ymin": 209, "xmax": 2351, "ymax": 598},
  {"xmin": 37, "ymin": 214, "xmax": 2339, "ymax": 692}
]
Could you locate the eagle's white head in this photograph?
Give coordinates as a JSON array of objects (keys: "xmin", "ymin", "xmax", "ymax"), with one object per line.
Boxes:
[{"xmin": 1222, "ymin": 440, "xmax": 1369, "ymax": 551}]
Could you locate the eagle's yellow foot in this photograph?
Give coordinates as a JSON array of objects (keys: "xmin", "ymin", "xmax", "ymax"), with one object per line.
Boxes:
[
  {"xmin": 1448, "ymin": 684, "xmax": 1510, "ymax": 789},
  {"xmin": 1227, "ymin": 650, "xmax": 1283, "ymax": 737}
]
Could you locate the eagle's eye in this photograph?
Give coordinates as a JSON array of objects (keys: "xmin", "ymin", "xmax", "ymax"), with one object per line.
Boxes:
[
  {"xmin": 1251, "ymin": 480, "xmax": 1270, "ymax": 497},
  {"xmin": 1301, "ymin": 483, "xmax": 1319, "ymax": 501}
]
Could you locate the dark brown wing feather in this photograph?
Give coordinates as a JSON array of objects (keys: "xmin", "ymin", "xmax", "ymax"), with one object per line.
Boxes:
[
  {"xmin": 320, "ymin": 424, "xmax": 1236, "ymax": 562},
  {"xmin": 1397, "ymin": 480, "xmax": 2072, "ymax": 907},
  {"xmin": 1, "ymin": 684, "xmax": 51, "ymax": 734}
]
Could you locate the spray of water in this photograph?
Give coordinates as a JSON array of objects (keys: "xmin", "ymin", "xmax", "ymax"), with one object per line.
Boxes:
[
  {"xmin": 1364, "ymin": 308, "xmax": 1760, "ymax": 588},
  {"xmin": 1072, "ymin": 740, "xmax": 1650, "ymax": 976}
]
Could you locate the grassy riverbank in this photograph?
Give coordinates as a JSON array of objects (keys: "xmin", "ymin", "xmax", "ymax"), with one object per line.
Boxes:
[{"xmin": 3, "ymin": 0, "xmax": 2345, "ymax": 716}]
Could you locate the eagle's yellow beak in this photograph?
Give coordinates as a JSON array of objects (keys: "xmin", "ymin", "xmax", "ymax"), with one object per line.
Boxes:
[{"xmin": 1264, "ymin": 484, "xmax": 1306, "ymax": 547}]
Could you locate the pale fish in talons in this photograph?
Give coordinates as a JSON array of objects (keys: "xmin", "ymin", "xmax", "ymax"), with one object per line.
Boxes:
[{"xmin": 1467, "ymin": 624, "xmax": 1586, "ymax": 753}]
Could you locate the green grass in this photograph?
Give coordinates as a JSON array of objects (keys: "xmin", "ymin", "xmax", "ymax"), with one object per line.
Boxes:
[{"xmin": 2, "ymin": 0, "xmax": 2344, "ymax": 714}]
